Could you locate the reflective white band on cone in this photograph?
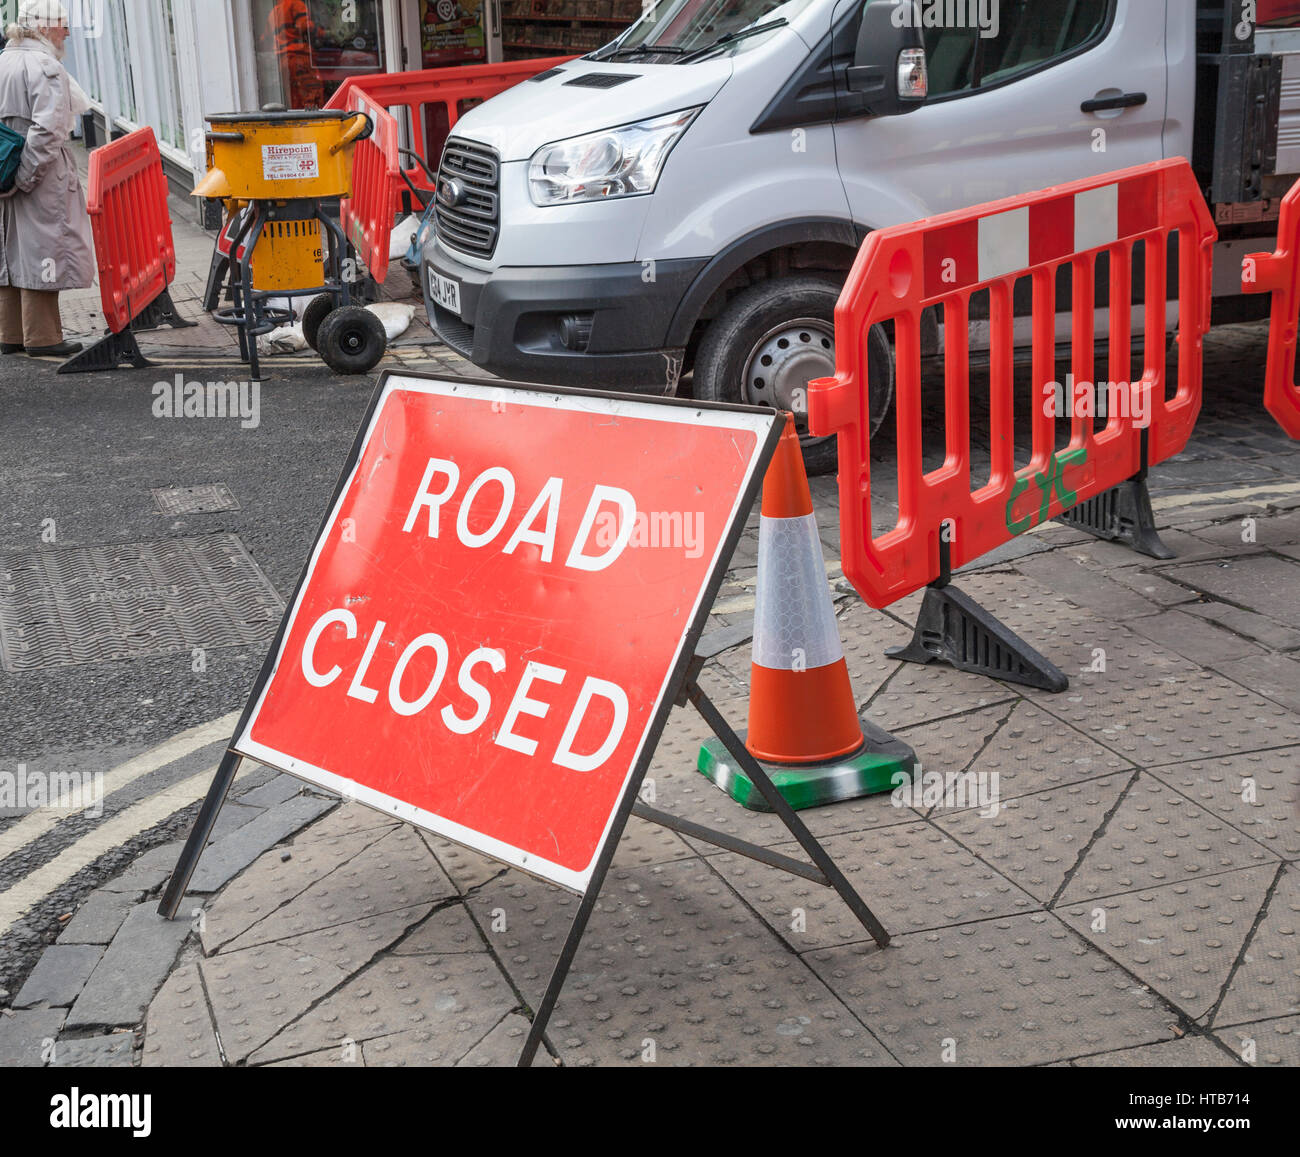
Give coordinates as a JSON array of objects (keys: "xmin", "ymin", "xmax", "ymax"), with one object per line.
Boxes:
[{"xmin": 752, "ymin": 512, "xmax": 843, "ymax": 672}]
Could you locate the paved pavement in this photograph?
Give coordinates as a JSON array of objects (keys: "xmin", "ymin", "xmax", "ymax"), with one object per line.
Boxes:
[
  {"xmin": 3, "ymin": 406, "xmax": 1298, "ymax": 1067},
  {"xmin": 1, "ymin": 144, "xmax": 1298, "ymax": 1069}
]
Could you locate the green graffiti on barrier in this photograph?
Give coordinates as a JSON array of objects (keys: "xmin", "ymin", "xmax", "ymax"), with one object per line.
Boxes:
[{"xmin": 1005, "ymin": 447, "xmax": 1088, "ymax": 536}]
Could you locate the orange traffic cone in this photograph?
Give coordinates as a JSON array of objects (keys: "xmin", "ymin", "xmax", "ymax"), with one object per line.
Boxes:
[{"xmin": 698, "ymin": 417, "xmax": 916, "ymax": 811}]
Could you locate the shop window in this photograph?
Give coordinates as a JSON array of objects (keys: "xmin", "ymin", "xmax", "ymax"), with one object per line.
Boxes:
[
  {"xmin": 252, "ymin": 0, "xmax": 386, "ymax": 110},
  {"xmin": 421, "ymin": 0, "xmax": 488, "ymax": 66},
  {"xmin": 108, "ymin": 0, "xmax": 137, "ymax": 122},
  {"xmin": 502, "ymin": 0, "xmax": 645, "ymax": 62}
]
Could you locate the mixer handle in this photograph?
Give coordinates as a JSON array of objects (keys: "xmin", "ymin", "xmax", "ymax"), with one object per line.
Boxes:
[
  {"xmin": 330, "ymin": 111, "xmax": 374, "ymax": 155},
  {"xmin": 206, "ymin": 131, "xmax": 245, "ymax": 143}
]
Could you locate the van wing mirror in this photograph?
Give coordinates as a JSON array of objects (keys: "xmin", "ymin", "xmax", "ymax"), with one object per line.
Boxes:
[{"xmin": 845, "ymin": 0, "xmax": 928, "ymax": 115}]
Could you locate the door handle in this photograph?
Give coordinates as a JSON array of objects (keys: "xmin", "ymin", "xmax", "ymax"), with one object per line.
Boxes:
[{"xmin": 1081, "ymin": 91, "xmax": 1148, "ymax": 113}]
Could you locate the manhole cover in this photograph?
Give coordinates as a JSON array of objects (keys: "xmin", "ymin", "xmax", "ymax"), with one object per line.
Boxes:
[
  {"xmin": 0, "ymin": 534, "xmax": 285, "ymax": 673},
  {"xmin": 152, "ymin": 484, "xmax": 240, "ymax": 515}
]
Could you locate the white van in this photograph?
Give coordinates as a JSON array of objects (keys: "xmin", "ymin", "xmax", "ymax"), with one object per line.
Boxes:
[{"xmin": 422, "ymin": 0, "xmax": 1297, "ymax": 470}]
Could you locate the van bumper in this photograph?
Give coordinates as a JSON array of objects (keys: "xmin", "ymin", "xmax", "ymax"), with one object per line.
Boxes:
[{"xmin": 422, "ymin": 239, "xmax": 706, "ymax": 394}]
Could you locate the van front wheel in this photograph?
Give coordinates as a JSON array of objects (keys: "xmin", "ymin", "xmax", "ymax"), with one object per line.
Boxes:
[{"xmin": 692, "ymin": 275, "xmax": 893, "ymax": 476}]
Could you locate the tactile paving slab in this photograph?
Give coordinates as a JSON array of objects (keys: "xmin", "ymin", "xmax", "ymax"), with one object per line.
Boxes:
[
  {"xmin": 862, "ymin": 660, "xmax": 1021, "ymax": 734},
  {"xmin": 836, "ymin": 600, "xmax": 915, "ymax": 699},
  {"xmin": 1025, "ymin": 636, "xmax": 1300, "ymax": 766},
  {"xmin": 707, "ymin": 822, "xmax": 1040, "ymax": 950},
  {"xmin": 201, "ymin": 941, "xmax": 355, "ymax": 1063},
  {"xmin": 933, "ymin": 568, "xmax": 1103, "ymax": 674},
  {"xmin": 1057, "ymin": 865, "xmax": 1277, "ymax": 1021},
  {"xmin": 141, "ymin": 963, "xmax": 222, "ymax": 1067},
  {"xmin": 1212, "ymin": 864, "xmax": 1300, "ymax": 1028},
  {"xmin": 223, "ymin": 826, "xmax": 455, "ymax": 951},
  {"xmin": 611, "ymin": 814, "xmax": 697, "ymax": 868},
  {"xmin": 391, "ymin": 904, "xmax": 485, "ymax": 956},
  {"xmin": 456, "ymin": 1013, "xmax": 551, "ymax": 1067},
  {"xmin": 0, "ymin": 533, "xmax": 284, "ymax": 672},
  {"xmin": 248, "ymin": 950, "xmax": 517, "ymax": 1066},
  {"xmin": 955, "ymin": 700, "xmax": 1136, "ymax": 802},
  {"xmin": 151, "ymin": 483, "xmax": 240, "ymax": 515},
  {"xmin": 892, "ymin": 703, "xmax": 1013, "ymax": 790},
  {"xmin": 291, "ymin": 802, "xmax": 399, "ymax": 845},
  {"xmin": 1215, "ymin": 1014, "xmax": 1300, "ymax": 1066},
  {"xmin": 266, "ymin": 1046, "xmax": 358, "ymax": 1067},
  {"xmin": 1149, "ymin": 750, "xmax": 1300, "ymax": 862},
  {"xmin": 807, "ymin": 912, "xmax": 1178, "ymax": 1066},
  {"xmin": 279, "ymin": 904, "xmax": 433, "ymax": 975},
  {"xmin": 468, "ymin": 859, "xmax": 897, "ymax": 1066},
  {"xmin": 200, "ymin": 824, "xmax": 394, "ymax": 953},
  {"xmin": 420, "ymin": 831, "xmax": 510, "ymax": 893},
  {"xmin": 1170, "ymin": 556, "xmax": 1300, "ymax": 631},
  {"xmin": 935, "ymin": 773, "xmax": 1132, "ymax": 903},
  {"xmin": 1059, "ymin": 774, "xmax": 1280, "ymax": 904},
  {"xmin": 1069, "ymin": 1036, "xmax": 1239, "ymax": 1067}
]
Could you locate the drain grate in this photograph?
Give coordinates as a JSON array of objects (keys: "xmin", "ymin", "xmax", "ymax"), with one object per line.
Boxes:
[
  {"xmin": 0, "ymin": 534, "xmax": 285, "ymax": 673},
  {"xmin": 152, "ymin": 484, "xmax": 240, "ymax": 515}
]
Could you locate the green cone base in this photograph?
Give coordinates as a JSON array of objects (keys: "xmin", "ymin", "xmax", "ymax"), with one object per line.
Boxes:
[{"xmin": 697, "ymin": 720, "xmax": 917, "ymax": 812}]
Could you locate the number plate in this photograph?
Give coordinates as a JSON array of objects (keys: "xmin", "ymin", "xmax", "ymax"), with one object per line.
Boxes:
[{"xmin": 430, "ymin": 270, "xmax": 462, "ymax": 317}]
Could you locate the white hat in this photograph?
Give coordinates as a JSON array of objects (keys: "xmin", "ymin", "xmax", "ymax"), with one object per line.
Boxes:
[{"xmin": 17, "ymin": 0, "xmax": 70, "ymax": 28}]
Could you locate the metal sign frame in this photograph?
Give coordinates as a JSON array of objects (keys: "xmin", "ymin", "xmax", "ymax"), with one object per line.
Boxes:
[{"xmin": 159, "ymin": 372, "xmax": 893, "ymax": 1066}]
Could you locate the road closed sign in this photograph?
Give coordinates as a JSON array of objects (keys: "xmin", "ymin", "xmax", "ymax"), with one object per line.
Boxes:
[{"xmin": 235, "ymin": 375, "xmax": 780, "ymax": 891}]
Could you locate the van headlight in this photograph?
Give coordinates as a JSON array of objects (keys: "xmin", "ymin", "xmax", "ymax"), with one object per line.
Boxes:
[{"xmin": 528, "ymin": 108, "xmax": 700, "ymax": 206}]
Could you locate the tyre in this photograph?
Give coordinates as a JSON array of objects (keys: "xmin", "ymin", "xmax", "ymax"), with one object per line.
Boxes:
[
  {"xmin": 693, "ymin": 274, "xmax": 894, "ymax": 476},
  {"xmin": 302, "ymin": 293, "xmax": 335, "ymax": 352},
  {"xmin": 317, "ymin": 306, "xmax": 388, "ymax": 374}
]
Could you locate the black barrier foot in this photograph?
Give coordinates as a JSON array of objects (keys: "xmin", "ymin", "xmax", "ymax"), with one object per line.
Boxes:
[
  {"xmin": 132, "ymin": 288, "xmax": 197, "ymax": 332},
  {"xmin": 1056, "ymin": 475, "xmax": 1173, "ymax": 560},
  {"xmin": 57, "ymin": 327, "xmax": 152, "ymax": 374},
  {"xmin": 888, "ymin": 583, "xmax": 1069, "ymax": 693}
]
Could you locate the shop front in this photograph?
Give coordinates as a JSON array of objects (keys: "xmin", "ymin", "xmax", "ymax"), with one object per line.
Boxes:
[
  {"xmin": 247, "ymin": 0, "xmax": 645, "ymax": 111},
  {"xmin": 54, "ymin": 0, "xmax": 641, "ymax": 199}
]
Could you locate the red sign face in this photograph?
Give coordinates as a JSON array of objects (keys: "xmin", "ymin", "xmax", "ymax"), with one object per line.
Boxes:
[{"xmin": 236, "ymin": 376, "xmax": 777, "ymax": 890}]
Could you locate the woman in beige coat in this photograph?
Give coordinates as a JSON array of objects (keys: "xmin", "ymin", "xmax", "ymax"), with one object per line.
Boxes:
[{"xmin": 0, "ymin": 0, "xmax": 94, "ymax": 358}]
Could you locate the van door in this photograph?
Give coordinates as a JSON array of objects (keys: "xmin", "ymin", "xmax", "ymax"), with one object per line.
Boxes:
[{"xmin": 833, "ymin": 0, "xmax": 1170, "ymax": 226}]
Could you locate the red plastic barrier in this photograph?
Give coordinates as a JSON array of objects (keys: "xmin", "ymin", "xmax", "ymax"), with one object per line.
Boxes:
[
  {"xmin": 1242, "ymin": 178, "xmax": 1300, "ymax": 438},
  {"xmin": 325, "ymin": 57, "xmax": 575, "ymax": 190},
  {"xmin": 340, "ymin": 93, "xmax": 401, "ymax": 283},
  {"xmin": 809, "ymin": 158, "xmax": 1217, "ymax": 609},
  {"xmin": 87, "ymin": 126, "xmax": 177, "ymax": 334}
]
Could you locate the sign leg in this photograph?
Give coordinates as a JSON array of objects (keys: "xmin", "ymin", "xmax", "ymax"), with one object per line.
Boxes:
[
  {"xmin": 689, "ymin": 684, "xmax": 892, "ymax": 949},
  {"xmin": 157, "ymin": 749, "xmax": 243, "ymax": 919}
]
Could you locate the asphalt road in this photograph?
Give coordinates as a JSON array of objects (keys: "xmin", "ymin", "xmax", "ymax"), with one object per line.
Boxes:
[
  {"xmin": 0, "ymin": 358, "xmax": 377, "ymax": 752},
  {"xmin": 0, "ymin": 355, "xmax": 381, "ymax": 993}
]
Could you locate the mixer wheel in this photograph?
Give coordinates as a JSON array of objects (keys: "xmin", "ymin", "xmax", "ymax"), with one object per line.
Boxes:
[
  {"xmin": 302, "ymin": 294, "xmax": 335, "ymax": 351},
  {"xmin": 318, "ymin": 306, "xmax": 387, "ymax": 375}
]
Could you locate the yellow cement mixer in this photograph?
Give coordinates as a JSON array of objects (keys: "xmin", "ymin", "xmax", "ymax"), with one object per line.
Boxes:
[{"xmin": 197, "ymin": 108, "xmax": 388, "ymax": 379}]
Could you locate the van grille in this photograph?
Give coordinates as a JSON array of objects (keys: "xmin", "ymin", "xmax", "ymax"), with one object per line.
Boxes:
[{"xmin": 435, "ymin": 138, "xmax": 500, "ymax": 259}]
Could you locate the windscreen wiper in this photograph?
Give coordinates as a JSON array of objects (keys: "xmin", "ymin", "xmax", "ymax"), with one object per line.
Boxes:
[
  {"xmin": 590, "ymin": 42, "xmax": 690, "ymax": 61},
  {"xmin": 677, "ymin": 18, "xmax": 788, "ymax": 64}
]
